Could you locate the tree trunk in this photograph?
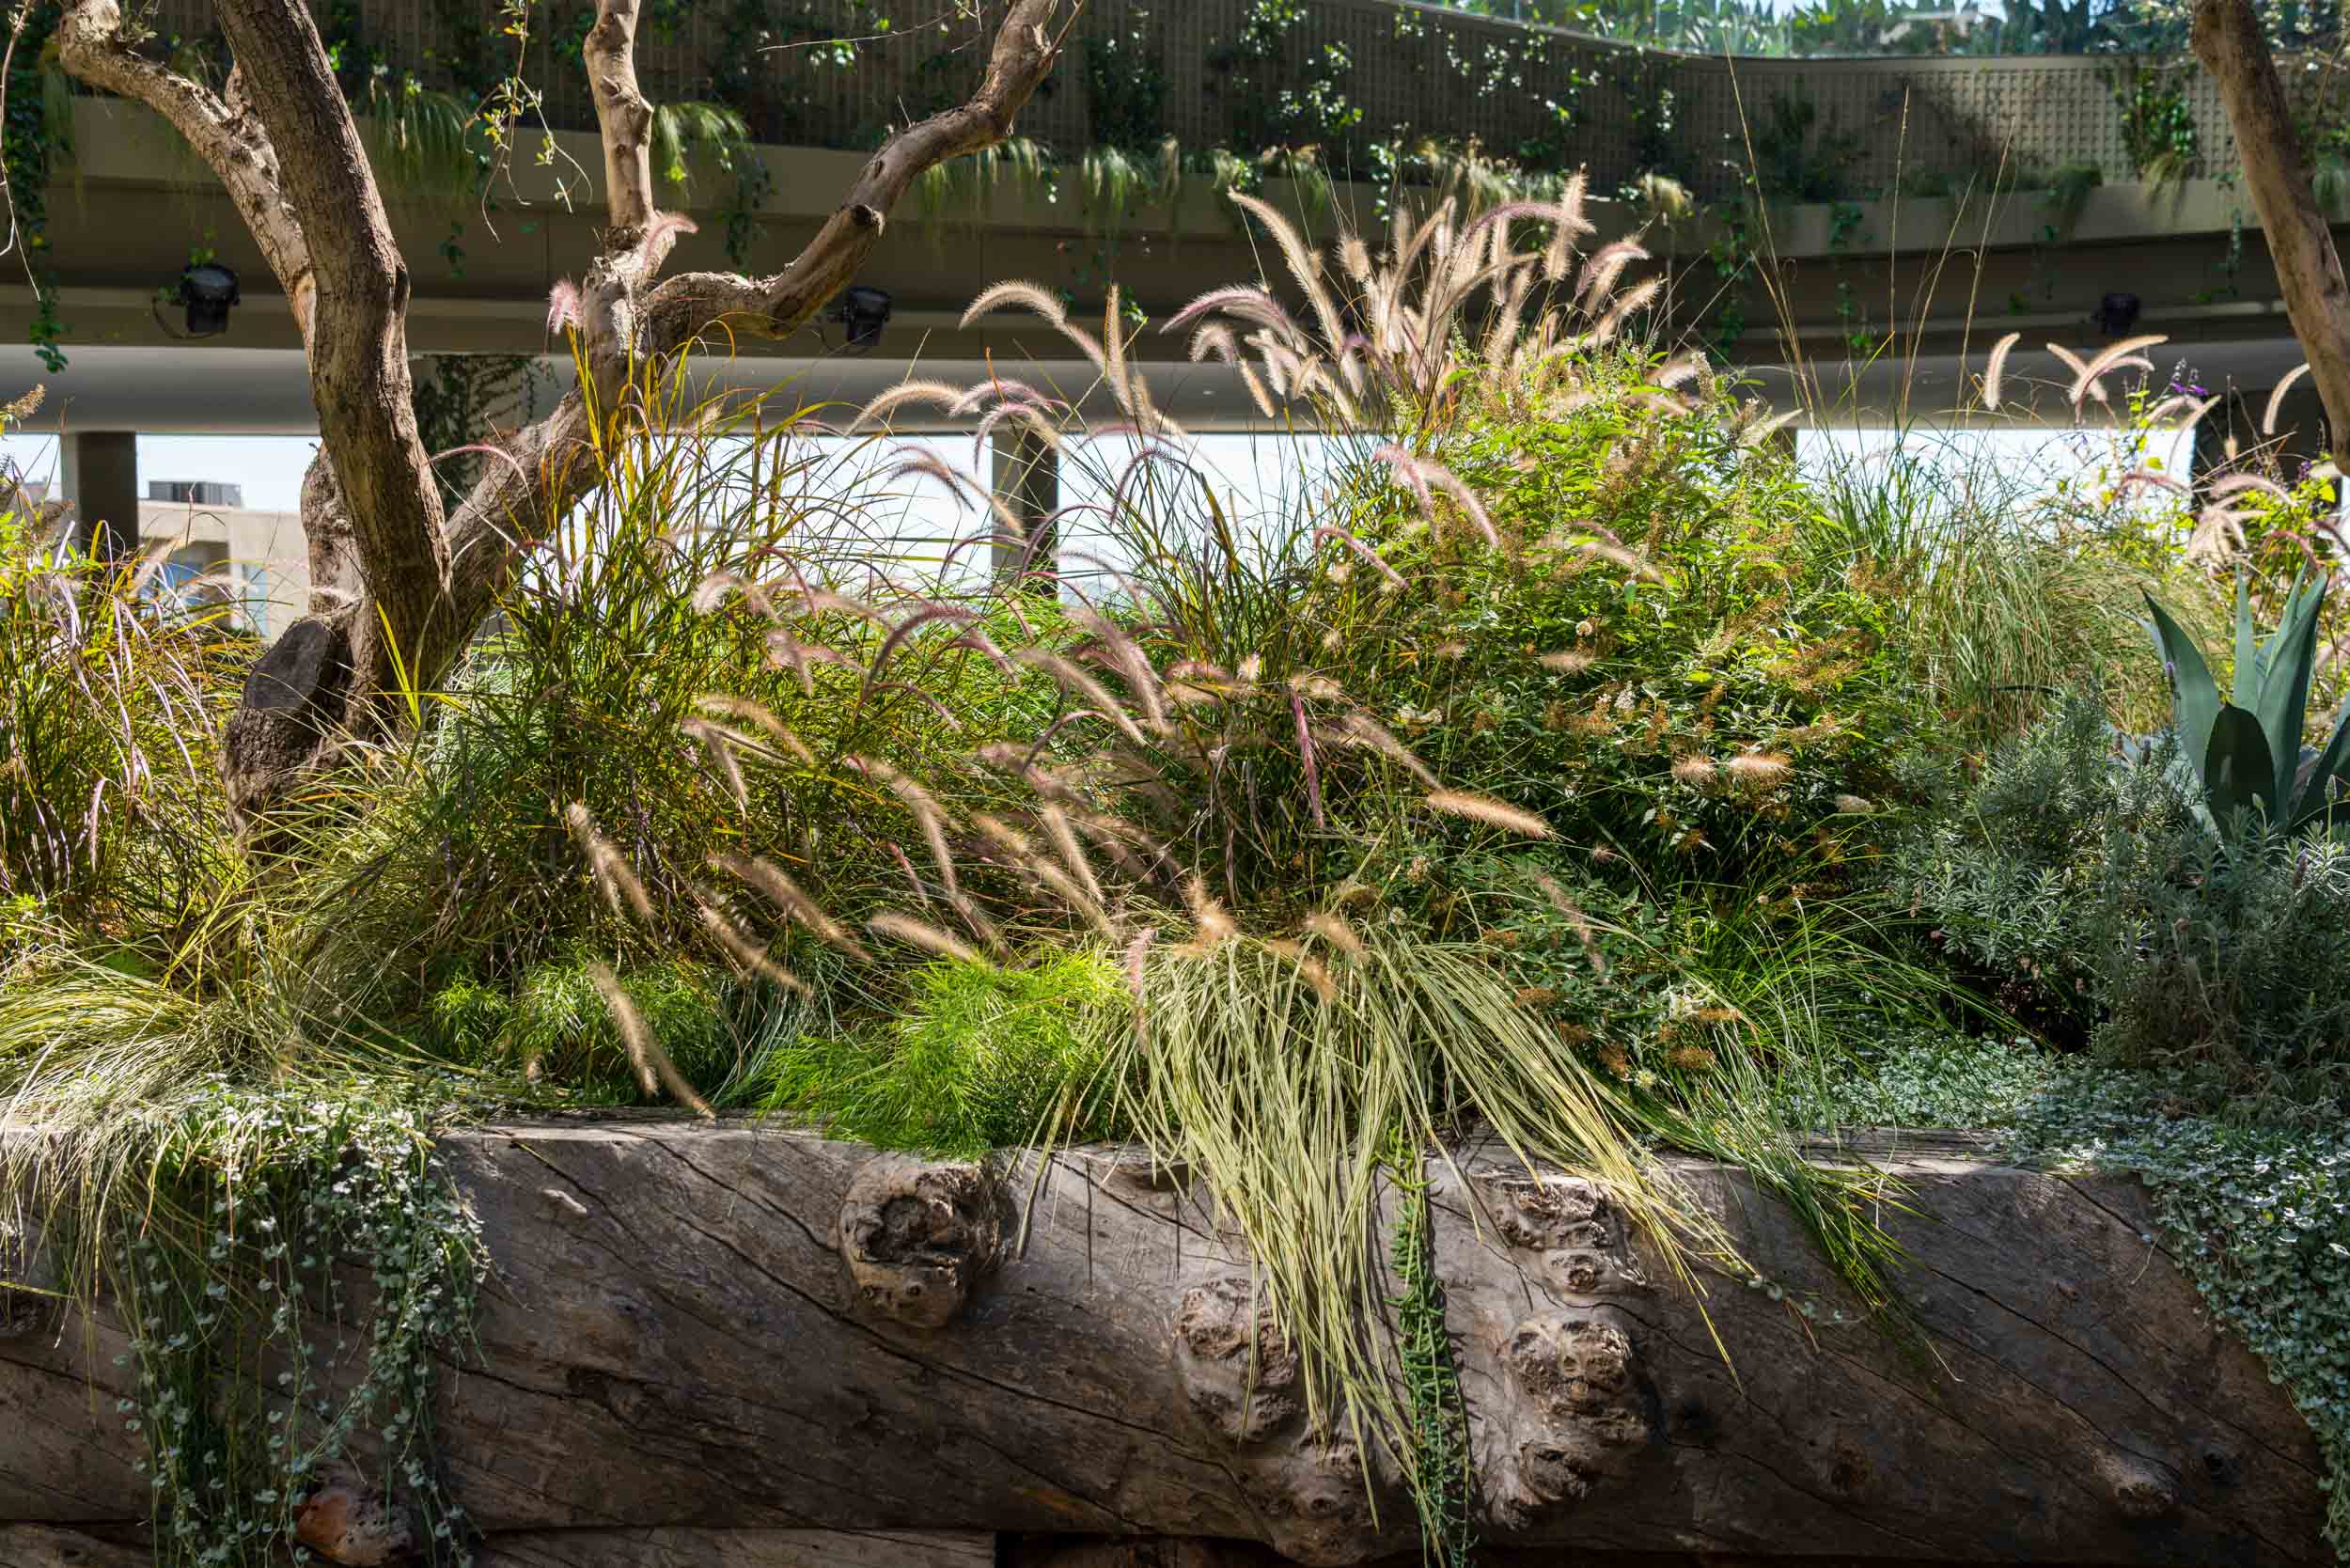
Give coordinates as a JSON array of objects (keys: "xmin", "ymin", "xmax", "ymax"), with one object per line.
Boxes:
[
  {"xmin": 2193, "ymin": 0, "xmax": 2350, "ymax": 469},
  {"xmin": 0, "ymin": 1125, "xmax": 2325, "ymax": 1565}
]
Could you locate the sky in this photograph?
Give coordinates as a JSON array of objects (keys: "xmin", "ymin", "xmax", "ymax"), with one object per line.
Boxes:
[{"xmin": 0, "ymin": 420, "xmax": 2218, "ymax": 576}]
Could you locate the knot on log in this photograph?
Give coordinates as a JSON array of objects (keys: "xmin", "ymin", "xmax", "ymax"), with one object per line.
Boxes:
[
  {"xmin": 292, "ymin": 1481, "xmax": 414, "ymax": 1567},
  {"xmin": 1492, "ymin": 1307, "xmax": 1654, "ymax": 1525},
  {"xmin": 1476, "ymin": 1170, "xmax": 1648, "ymax": 1297},
  {"xmin": 1172, "ymin": 1277, "xmax": 1401, "ymax": 1564},
  {"xmin": 1175, "ymin": 1277, "xmax": 1301, "ymax": 1444},
  {"xmin": 2099, "ymin": 1450, "xmax": 2181, "ymax": 1519},
  {"xmin": 838, "ymin": 1154, "xmax": 1008, "ymax": 1329}
]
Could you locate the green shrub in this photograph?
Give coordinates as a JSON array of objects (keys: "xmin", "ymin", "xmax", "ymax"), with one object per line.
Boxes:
[
  {"xmin": 426, "ymin": 955, "xmax": 754, "ymax": 1105},
  {"xmin": 2091, "ymin": 805, "xmax": 2350, "ymax": 1111},
  {"xmin": 1882, "ymin": 692, "xmax": 2118, "ymax": 1036},
  {"xmin": 755, "ymin": 949, "xmax": 1126, "ymax": 1155}
]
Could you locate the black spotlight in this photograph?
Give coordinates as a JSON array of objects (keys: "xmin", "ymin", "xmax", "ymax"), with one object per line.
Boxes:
[
  {"xmin": 177, "ymin": 262, "xmax": 241, "ymax": 337},
  {"xmin": 835, "ymin": 285, "xmax": 892, "ymax": 353},
  {"xmin": 2092, "ymin": 291, "xmax": 2141, "ymax": 337}
]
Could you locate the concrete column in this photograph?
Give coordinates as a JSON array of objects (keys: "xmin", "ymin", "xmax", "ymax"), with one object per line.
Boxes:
[
  {"xmin": 991, "ymin": 425, "xmax": 1059, "ymax": 584},
  {"xmin": 61, "ymin": 431, "xmax": 138, "ymax": 558}
]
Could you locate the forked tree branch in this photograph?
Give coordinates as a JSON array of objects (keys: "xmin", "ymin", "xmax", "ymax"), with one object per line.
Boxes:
[
  {"xmin": 445, "ymin": 0, "xmax": 1075, "ymax": 590},
  {"xmin": 642, "ymin": 0, "xmax": 1074, "ymax": 351}
]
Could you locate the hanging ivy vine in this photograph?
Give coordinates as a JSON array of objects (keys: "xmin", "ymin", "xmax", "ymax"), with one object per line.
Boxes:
[
  {"xmin": 18, "ymin": 1087, "xmax": 490, "ymax": 1568},
  {"xmin": 3, "ymin": 2, "xmax": 72, "ymax": 372}
]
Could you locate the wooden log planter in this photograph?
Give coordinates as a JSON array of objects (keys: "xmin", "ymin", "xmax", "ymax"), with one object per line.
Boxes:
[{"xmin": 0, "ymin": 1121, "xmax": 2326, "ymax": 1566}]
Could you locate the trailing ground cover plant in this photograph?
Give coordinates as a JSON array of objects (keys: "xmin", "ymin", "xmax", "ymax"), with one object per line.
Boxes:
[
  {"xmin": 1794, "ymin": 1036, "xmax": 2350, "ymax": 1560},
  {"xmin": 0, "ymin": 959, "xmax": 488, "ymax": 1568}
]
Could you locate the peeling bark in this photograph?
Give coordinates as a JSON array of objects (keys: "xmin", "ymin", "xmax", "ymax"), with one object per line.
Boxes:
[{"xmin": 0, "ymin": 1125, "xmax": 2326, "ymax": 1565}]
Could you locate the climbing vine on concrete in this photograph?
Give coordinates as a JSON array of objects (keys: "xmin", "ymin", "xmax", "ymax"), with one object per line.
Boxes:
[
  {"xmin": 2109, "ymin": 59, "xmax": 2201, "ymax": 187},
  {"xmin": 1, "ymin": 2, "xmax": 71, "ymax": 371},
  {"xmin": 1208, "ymin": 0, "xmax": 1363, "ymax": 161}
]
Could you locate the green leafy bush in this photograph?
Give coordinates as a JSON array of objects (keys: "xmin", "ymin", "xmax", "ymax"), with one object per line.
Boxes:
[
  {"xmin": 2091, "ymin": 801, "xmax": 2350, "ymax": 1110},
  {"xmin": 756, "ymin": 950, "xmax": 1126, "ymax": 1155},
  {"xmin": 427, "ymin": 956, "xmax": 756, "ymax": 1105},
  {"xmin": 1883, "ymin": 692, "xmax": 2118, "ymax": 1036}
]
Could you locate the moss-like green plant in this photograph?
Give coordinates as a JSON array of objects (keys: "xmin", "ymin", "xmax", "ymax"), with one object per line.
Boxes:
[
  {"xmin": 428, "ymin": 957, "xmax": 748, "ymax": 1105},
  {"xmin": 757, "ymin": 950, "xmax": 1127, "ymax": 1156}
]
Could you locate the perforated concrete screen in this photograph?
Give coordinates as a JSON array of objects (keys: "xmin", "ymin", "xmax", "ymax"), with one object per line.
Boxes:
[{"xmin": 142, "ymin": 0, "xmax": 2254, "ymax": 204}]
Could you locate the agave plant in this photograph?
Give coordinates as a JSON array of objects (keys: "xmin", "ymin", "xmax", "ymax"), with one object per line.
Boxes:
[{"xmin": 2145, "ymin": 572, "xmax": 2350, "ymax": 838}]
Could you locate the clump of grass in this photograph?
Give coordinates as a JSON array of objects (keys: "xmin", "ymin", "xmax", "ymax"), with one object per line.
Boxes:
[
  {"xmin": 0, "ymin": 532, "xmax": 240, "ymax": 959},
  {"xmin": 1113, "ymin": 931, "xmax": 1735, "ymax": 1462}
]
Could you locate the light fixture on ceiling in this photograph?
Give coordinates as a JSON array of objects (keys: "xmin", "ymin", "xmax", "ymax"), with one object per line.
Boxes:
[
  {"xmin": 835, "ymin": 286, "xmax": 893, "ymax": 353},
  {"xmin": 176, "ymin": 262, "xmax": 242, "ymax": 337}
]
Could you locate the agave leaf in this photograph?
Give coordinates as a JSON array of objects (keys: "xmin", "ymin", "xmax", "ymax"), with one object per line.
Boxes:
[
  {"xmin": 2144, "ymin": 591, "xmax": 2222, "ymax": 785},
  {"xmin": 2204, "ymin": 702, "xmax": 2279, "ymax": 834},
  {"xmin": 2252, "ymin": 571, "xmax": 2325, "ymax": 811},
  {"xmin": 2289, "ymin": 693, "xmax": 2350, "ymax": 834},
  {"xmin": 2231, "ymin": 572, "xmax": 2258, "ymax": 710},
  {"xmin": 2249, "ymin": 569, "xmax": 2317, "ymax": 693}
]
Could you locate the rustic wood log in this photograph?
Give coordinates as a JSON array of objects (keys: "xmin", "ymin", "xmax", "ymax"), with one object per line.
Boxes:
[{"xmin": 0, "ymin": 1122, "xmax": 2326, "ymax": 1565}]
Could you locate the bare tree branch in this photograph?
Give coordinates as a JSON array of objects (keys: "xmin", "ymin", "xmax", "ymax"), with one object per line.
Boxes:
[
  {"xmin": 586, "ymin": 0, "xmax": 658, "ymax": 247},
  {"xmin": 446, "ymin": 0, "xmax": 1074, "ymax": 593},
  {"xmin": 643, "ymin": 0, "xmax": 1073, "ymax": 351},
  {"xmin": 56, "ymin": 0, "xmax": 316, "ymax": 339}
]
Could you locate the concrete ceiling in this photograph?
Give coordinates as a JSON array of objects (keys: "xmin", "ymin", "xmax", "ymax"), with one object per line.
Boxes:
[{"xmin": 0, "ymin": 344, "xmax": 1273, "ymax": 437}]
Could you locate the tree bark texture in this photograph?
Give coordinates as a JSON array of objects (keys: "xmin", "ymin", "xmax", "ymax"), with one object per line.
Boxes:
[
  {"xmin": 2193, "ymin": 0, "xmax": 2350, "ymax": 468},
  {"xmin": 0, "ymin": 1124, "xmax": 2326, "ymax": 1565},
  {"xmin": 53, "ymin": 0, "xmax": 1075, "ymax": 832}
]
